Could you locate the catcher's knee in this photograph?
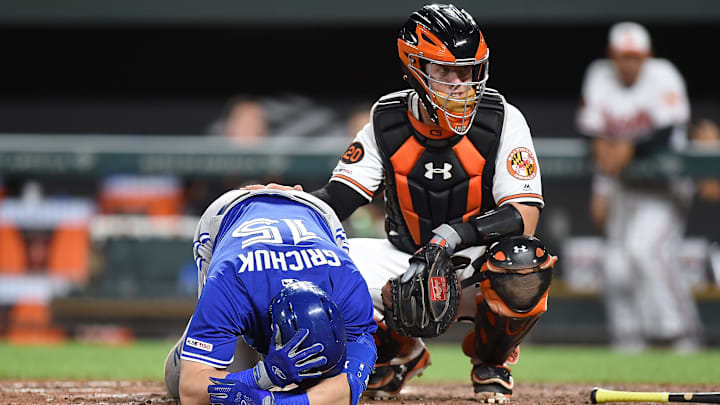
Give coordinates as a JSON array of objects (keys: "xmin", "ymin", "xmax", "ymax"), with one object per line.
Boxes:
[{"xmin": 472, "ymin": 236, "xmax": 557, "ymax": 364}]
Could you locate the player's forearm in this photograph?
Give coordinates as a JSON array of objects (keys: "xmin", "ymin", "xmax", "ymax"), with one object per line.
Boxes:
[
  {"xmin": 431, "ymin": 204, "xmax": 523, "ymax": 252},
  {"xmin": 510, "ymin": 202, "xmax": 540, "ymax": 235},
  {"xmin": 179, "ymin": 361, "xmax": 229, "ymax": 405},
  {"xmin": 592, "ymin": 138, "xmax": 634, "ymax": 176},
  {"xmin": 429, "ymin": 202, "xmax": 540, "ymax": 253},
  {"xmin": 179, "ymin": 382, "xmax": 209, "ymax": 405},
  {"xmin": 306, "ymin": 373, "xmax": 351, "ymax": 405}
]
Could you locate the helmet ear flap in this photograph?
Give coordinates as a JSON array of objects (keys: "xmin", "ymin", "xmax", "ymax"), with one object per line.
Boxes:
[{"xmin": 398, "ymin": 61, "xmax": 438, "ymax": 124}]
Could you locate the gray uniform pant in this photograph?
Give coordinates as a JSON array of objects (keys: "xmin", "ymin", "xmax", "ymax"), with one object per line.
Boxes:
[{"xmin": 603, "ymin": 189, "xmax": 701, "ymax": 349}]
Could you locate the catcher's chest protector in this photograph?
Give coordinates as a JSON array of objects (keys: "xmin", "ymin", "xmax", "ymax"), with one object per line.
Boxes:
[{"xmin": 373, "ymin": 90, "xmax": 504, "ymax": 254}]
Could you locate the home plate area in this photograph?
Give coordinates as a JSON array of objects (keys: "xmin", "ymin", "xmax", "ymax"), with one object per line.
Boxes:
[{"xmin": 1, "ymin": 380, "xmax": 599, "ymax": 404}]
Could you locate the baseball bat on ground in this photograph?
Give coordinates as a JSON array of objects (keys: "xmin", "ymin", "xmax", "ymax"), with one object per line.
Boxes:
[{"xmin": 591, "ymin": 387, "xmax": 720, "ymax": 403}]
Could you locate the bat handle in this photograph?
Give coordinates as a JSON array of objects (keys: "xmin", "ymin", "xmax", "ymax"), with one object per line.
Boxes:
[{"xmin": 592, "ymin": 387, "xmax": 670, "ymax": 403}]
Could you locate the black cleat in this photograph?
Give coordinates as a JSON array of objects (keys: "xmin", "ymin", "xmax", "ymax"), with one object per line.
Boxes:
[
  {"xmin": 471, "ymin": 363, "xmax": 513, "ymax": 403},
  {"xmin": 365, "ymin": 348, "xmax": 431, "ymax": 398}
]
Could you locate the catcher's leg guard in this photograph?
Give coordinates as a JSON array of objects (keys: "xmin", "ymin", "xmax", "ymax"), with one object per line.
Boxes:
[
  {"xmin": 469, "ymin": 236, "xmax": 556, "ymax": 403},
  {"xmin": 474, "ymin": 298, "xmax": 545, "ymax": 366},
  {"xmin": 366, "ymin": 319, "xmax": 431, "ymax": 398}
]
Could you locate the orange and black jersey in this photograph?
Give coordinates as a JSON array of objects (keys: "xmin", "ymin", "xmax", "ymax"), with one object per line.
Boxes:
[{"xmin": 315, "ymin": 89, "xmax": 543, "ymax": 254}]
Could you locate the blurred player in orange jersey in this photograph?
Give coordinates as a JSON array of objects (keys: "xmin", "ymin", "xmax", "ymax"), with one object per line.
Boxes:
[{"xmin": 577, "ymin": 22, "xmax": 702, "ymax": 352}]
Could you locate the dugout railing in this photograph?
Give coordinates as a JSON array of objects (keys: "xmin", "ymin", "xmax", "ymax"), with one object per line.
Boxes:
[{"xmin": 0, "ymin": 134, "xmax": 718, "ymax": 179}]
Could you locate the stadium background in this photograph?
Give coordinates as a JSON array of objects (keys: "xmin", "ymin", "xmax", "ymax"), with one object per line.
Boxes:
[{"xmin": 1, "ymin": 1, "xmax": 720, "ymax": 402}]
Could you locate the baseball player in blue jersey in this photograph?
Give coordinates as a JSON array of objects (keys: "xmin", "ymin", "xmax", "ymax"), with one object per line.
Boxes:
[{"xmin": 163, "ymin": 187, "xmax": 377, "ymax": 405}]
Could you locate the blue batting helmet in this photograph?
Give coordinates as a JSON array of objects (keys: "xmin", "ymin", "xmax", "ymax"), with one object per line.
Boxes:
[{"xmin": 269, "ymin": 281, "xmax": 346, "ymax": 376}]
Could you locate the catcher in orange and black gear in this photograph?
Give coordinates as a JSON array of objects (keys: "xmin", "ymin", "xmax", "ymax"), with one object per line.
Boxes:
[{"xmin": 310, "ymin": 3, "xmax": 548, "ymax": 402}]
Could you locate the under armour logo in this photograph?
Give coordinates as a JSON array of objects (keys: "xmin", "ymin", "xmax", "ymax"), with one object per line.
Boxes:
[
  {"xmin": 513, "ymin": 245, "xmax": 528, "ymax": 253},
  {"xmin": 424, "ymin": 162, "xmax": 452, "ymax": 180}
]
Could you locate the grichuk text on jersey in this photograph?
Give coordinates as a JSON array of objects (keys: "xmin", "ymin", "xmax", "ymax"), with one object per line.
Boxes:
[{"xmin": 236, "ymin": 248, "xmax": 342, "ymax": 273}]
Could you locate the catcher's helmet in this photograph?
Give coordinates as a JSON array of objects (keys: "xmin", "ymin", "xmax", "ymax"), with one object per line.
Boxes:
[
  {"xmin": 398, "ymin": 3, "xmax": 489, "ymax": 136},
  {"xmin": 269, "ymin": 281, "xmax": 346, "ymax": 376}
]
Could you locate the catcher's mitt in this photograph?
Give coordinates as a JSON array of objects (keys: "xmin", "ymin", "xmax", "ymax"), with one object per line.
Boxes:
[{"xmin": 382, "ymin": 244, "xmax": 461, "ymax": 338}]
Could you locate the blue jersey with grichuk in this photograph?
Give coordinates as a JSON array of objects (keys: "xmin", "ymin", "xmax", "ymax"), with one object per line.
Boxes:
[{"xmin": 180, "ymin": 195, "xmax": 376, "ymax": 369}]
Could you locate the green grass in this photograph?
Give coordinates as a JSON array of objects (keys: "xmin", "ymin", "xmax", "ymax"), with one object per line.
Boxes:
[
  {"xmin": 420, "ymin": 344, "xmax": 720, "ymax": 384},
  {"xmin": 2, "ymin": 341, "xmax": 720, "ymax": 384},
  {"xmin": 0, "ymin": 340, "xmax": 174, "ymax": 380}
]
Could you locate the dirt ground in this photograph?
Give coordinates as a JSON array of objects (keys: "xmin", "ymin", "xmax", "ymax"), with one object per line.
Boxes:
[{"xmin": 0, "ymin": 380, "xmax": 715, "ymax": 405}]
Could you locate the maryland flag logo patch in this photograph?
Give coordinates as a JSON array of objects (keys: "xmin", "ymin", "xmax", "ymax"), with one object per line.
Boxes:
[{"xmin": 507, "ymin": 147, "xmax": 537, "ymax": 180}]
